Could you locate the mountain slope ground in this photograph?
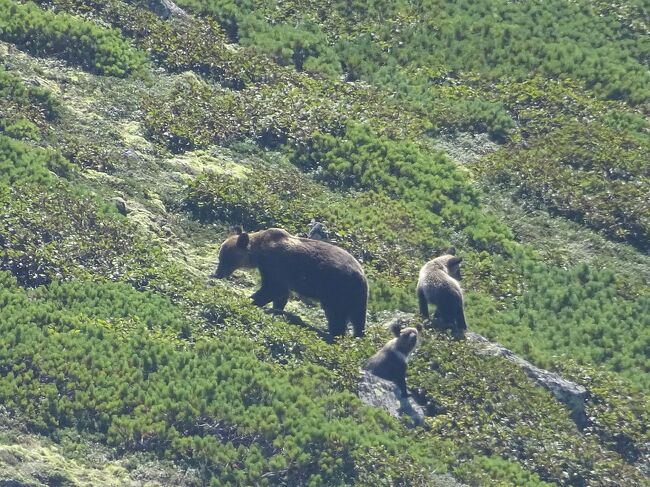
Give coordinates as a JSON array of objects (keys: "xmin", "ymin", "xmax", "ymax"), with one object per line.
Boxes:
[{"xmin": 0, "ymin": 1, "xmax": 648, "ymax": 485}]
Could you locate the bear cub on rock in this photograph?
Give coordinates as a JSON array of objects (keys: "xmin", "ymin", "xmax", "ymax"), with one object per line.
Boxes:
[
  {"xmin": 363, "ymin": 322, "xmax": 421, "ymax": 397},
  {"xmin": 213, "ymin": 227, "xmax": 368, "ymax": 338}
]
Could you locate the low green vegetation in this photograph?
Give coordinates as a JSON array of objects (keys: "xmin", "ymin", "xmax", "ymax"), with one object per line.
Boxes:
[
  {"xmin": 141, "ymin": 72, "xmax": 426, "ymax": 153},
  {"xmin": 0, "ymin": 264, "xmax": 646, "ymax": 485},
  {"xmin": 0, "ymin": 133, "xmax": 69, "ymax": 185},
  {"xmin": 475, "ymin": 261, "xmax": 650, "ymax": 388},
  {"xmin": 0, "ymin": 272, "xmax": 456, "ymax": 486},
  {"xmin": 412, "ymin": 333, "xmax": 649, "ymax": 485},
  {"xmin": 290, "ymin": 123, "xmax": 513, "ymax": 253},
  {"xmin": 0, "ymin": 0, "xmax": 147, "ymax": 76},
  {"xmin": 0, "ymin": 0, "xmax": 648, "ymax": 484},
  {"xmin": 0, "ymin": 134, "xmax": 163, "ymax": 288},
  {"xmin": 0, "ymin": 65, "xmax": 58, "ymax": 139},
  {"xmin": 175, "ymin": 0, "xmax": 650, "ymax": 107},
  {"xmin": 480, "ymin": 121, "xmax": 650, "ymax": 250}
]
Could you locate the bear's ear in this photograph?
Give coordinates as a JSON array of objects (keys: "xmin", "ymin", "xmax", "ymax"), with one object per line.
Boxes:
[
  {"xmin": 389, "ymin": 321, "xmax": 402, "ymax": 337},
  {"xmin": 446, "ymin": 246, "xmax": 456, "ymax": 255},
  {"xmin": 236, "ymin": 232, "xmax": 250, "ymax": 249},
  {"xmin": 449, "ymin": 256, "xmax": 462, "ymax": 266},
  {"xmin": 231, "ymin": 225, "xmax": 243, "ymax": 235},
  {"xmin": 415, "ymin": 323, "xmax": 423, "ymax": 333}
]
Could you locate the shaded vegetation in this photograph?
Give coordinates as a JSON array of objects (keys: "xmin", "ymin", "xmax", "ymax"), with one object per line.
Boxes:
[{"xmin": 480, "ymin": 120, "xmax": 650, "ymax": 250}]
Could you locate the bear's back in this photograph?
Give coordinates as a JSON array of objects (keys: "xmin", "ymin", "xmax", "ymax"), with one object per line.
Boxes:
[
  {"xmin": 259, "ymin": 229, "xmax": 363, "ymax": 274},
  {"xmin": 254, "ymin": 228, "xmax": 367, "ymax": 300},
  {"xmin": 417, "ymin": 259, "xmax": 460, "ymax": 300}
]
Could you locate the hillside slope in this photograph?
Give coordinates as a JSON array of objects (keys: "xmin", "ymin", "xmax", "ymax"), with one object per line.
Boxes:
[{"xmin": 0, "ymin": 0, "xmax": 648, "ymax": 485}]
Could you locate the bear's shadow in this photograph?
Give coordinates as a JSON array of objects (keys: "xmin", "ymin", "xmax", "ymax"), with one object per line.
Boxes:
[{"xmin": 264, "ymin": 308, "xmax": 333, "ymax": 342}]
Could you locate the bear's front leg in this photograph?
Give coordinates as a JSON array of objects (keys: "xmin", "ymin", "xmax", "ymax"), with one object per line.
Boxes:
[
  {"xmin": 396, "ymin": 374, "xmax": 410, "ymax": 398},
  {"xmin": 250, "ymin": 286, "xmax": 276, "ymax": 307}
]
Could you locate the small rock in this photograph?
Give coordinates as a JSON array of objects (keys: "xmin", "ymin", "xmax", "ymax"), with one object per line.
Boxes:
[
  {"xmin": 146, "ymin": 0, "xmax": 188, "ymax": 19},
  {"xmin": 358, "ymin": 370, "xmax": 427, "ymax": 427},
  {"xmin": 307, "ymin": 219, "xmax": 329, "ymax": 241},
  {"xmin": 122, "ymin": 148, "xmax": 141, "ymax": 162}
]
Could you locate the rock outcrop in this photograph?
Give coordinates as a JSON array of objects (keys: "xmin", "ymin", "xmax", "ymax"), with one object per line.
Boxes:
[
  {"xmin": 467, "ymin": 332, "xmax": 588, "ymax": 427},
  {"xmin": 357, "ymin": 370, "xmax": 427, "ymax": 427},
  {"xmin": 146, "ymin": 0, "xmax": 188, "ymax": 19},
  {"xmin": 360, "ymin": 313, "xmax": 589, "ymax": 428}
]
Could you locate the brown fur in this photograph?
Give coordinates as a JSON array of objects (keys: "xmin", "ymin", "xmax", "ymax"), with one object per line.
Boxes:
[
  {"xmin": 213, "ymin": 228, "xmax": 368, "ymax": 337},
  {"xmin": 416, "ymin": 253, "xmax": 467, "ymax": 336},
  {"xmin": 363, "ymin": 323, "xmax": 421, "ymax": 396}
]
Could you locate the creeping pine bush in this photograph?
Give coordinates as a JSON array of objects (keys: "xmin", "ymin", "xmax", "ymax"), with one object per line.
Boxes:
[
  {"xmin": 0, "ymin": 273, "xmax": 452, "ymax": 486},
  {"xmin": 0, "ymin": 66, "xmax": 59, "ymax": 134},
  {"xmin": 482, "ymin": 262, "xmax": 650, "ymax": 389},
  {"xmin": 0, "ymin": 133, "xmax": 72, "ymax": 185},
  {"xmin": 0, "ymin": 135, "xmax": 162, "ymax": 287},
  {"xmin": 0, "ymin": 0, "xmax": 148, "ymax": 76},
  {"xmin": 291, "ymin": 123, "xmax": 514, "ymax": 254}
]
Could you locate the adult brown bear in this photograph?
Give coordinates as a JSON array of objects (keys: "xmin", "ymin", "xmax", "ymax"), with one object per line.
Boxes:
[{"xmin": 212, "ymin": 228, "xmax": 368, "ymax": 337}]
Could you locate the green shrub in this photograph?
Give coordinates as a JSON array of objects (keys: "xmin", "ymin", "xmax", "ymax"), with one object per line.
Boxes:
[
  {"xmin": 556, "ymin": 360, "xmax": 650, "ymax": 465},
  {"xmin": 411, "ymin": 332, "xmax": 647, "ymax": 485},
  {"xmin": 0, "ymin": 274, "xmax": 452, "ymax": 485},
  {"xmin": 475, "ymin": 261, "xmax": 650, "ymax": 390},
  {"xmin": 0, "ymin": 133, "xmax": 71, "ymax": 185},
  {"xmin": 187, "ymin": 165, "xmax": 323, "ymax": 232},
  {"xmin": 175, "ymin": 0, "xmax": 650, "ymax": 109},
  {"xmin": 0, "ymin": 65, "xmax": 59, "ymax": 134},
  {"xmin": 291, "ymin": 123, "xmax": 514, "ymax": 254},
  {"xmin": 479, "ymin": 121, "xmax": 650, "ymax": 250},
  {"xmin": 0, "ymin": 135, "xmax": 163, "ymax": 288},
  {"xmin": 0, "ymin": 0, "xmax": 148, "ymax": 76}
]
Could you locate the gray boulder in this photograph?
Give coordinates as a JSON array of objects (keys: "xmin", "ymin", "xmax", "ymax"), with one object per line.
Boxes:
[
  {"xmin": 146, "ymin": 0, "xmax": 188, "ymax": 19},
  {"xmin": 111, "ymin": 197, "xmax": 129, "ymax": 216},
  {"xmin": 467, "ymin": 332, "xmax": 588, "ymax": 427},
  {"xmin": 358, "ymin": 370, "xmax": 427, "ymax": 427}
]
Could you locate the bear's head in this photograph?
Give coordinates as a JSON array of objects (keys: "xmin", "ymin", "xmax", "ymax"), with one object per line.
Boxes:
[
  {"xmin": 212, "ymin": 230, "xmax": 252, "ymax": 279},
  {"xmin": 389, "ymin": 322, "xmax": 421, "ymax": 356},
  {"xmin": 446, "ymin": 256, "xmax": 462, "ymax": 281}
]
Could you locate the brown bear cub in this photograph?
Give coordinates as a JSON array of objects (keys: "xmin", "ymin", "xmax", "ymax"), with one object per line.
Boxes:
[
  {"xmin": 363, "ymin": 322, "xmax": 421, "ymax": 396},
  {"xmin": 212, "ymin": 227, "xmax": 368, "ymax": 337},
  {"xmin": 416, "ymin": 251, "xmax": 467, "ymax": 337}
]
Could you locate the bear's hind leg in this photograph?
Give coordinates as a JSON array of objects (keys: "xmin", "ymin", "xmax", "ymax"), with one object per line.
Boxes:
[
  {"xmin": 418, "ymin": 288, "xmax": 429, "ymax": 319},
  {"xmin": 273, "ymin": 290, "xmax": 289, "ymax": 311},
  {"xmin": 452, "ymin": 304, "xmax": 467, "ymax": 338},
  {"xmin": 349, "ymin": 300, "xmax": 367, "ymax": 338},
  {"xmin": 323, "ymin": 303, "xmax": 348, "ymax": 337}
]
